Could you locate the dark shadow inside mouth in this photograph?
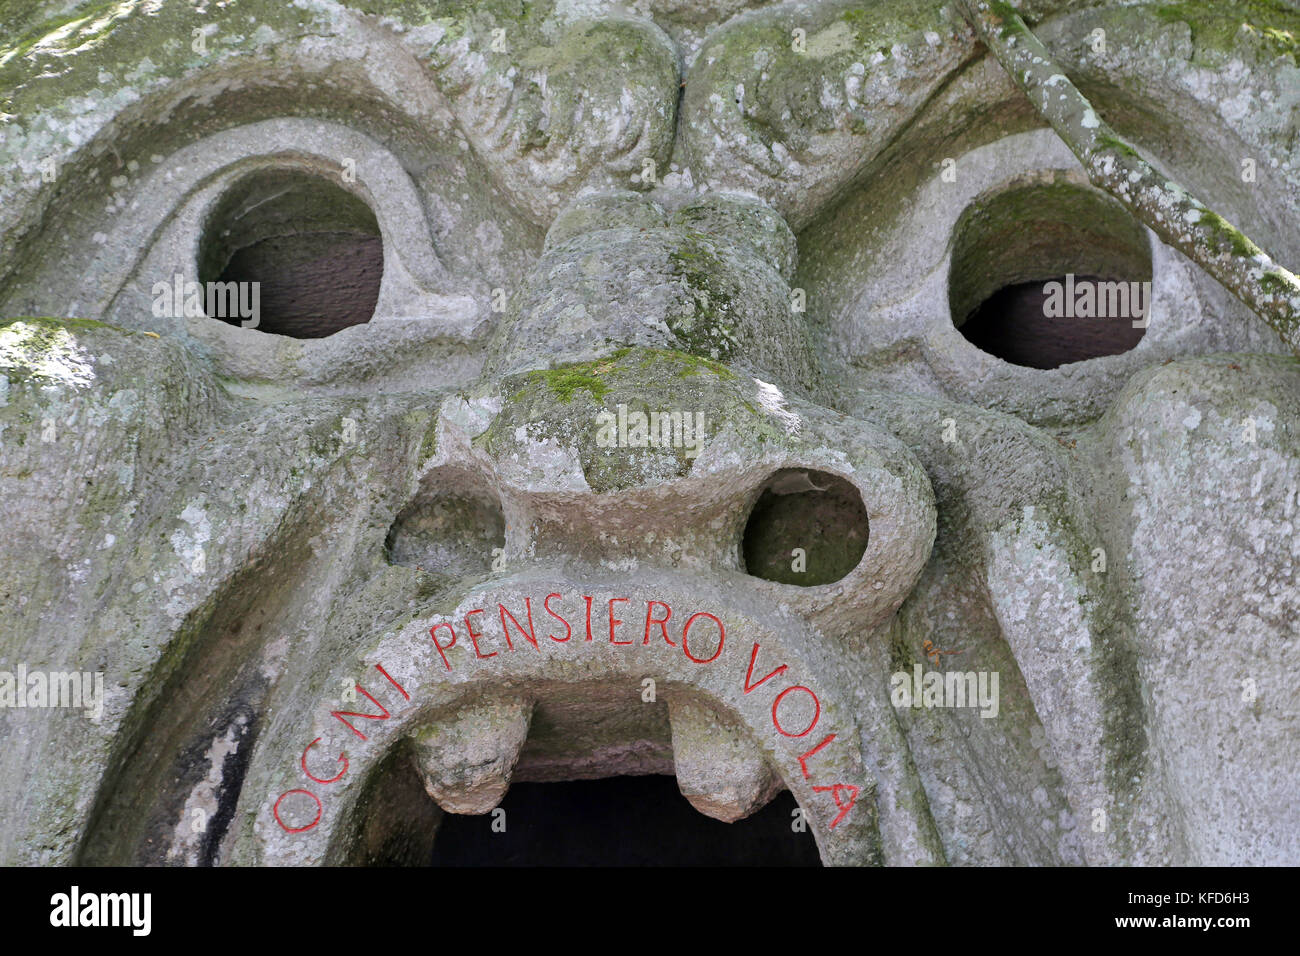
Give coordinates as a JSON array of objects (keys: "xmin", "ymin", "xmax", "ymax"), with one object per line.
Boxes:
[
  {"xmin": 428, "ymin": 775, "xmax": 821, "ymax": 866},
  {"xmin": 958, "ymin": 274, "xmax": 1148, "ymax": 370}
]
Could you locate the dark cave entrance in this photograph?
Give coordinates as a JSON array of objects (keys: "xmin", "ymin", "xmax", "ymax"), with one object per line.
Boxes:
[{"xmin": 428, "ymin": 776, "xmax": 822, "ymax": 866}]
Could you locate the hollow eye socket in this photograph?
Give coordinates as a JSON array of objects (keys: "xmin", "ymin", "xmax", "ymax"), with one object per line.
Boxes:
[
  {"xmin": 197, "ymin": 168, "xmax": 383, "ymax": 338},
  {"xmin": 742, "ymin": 469, "xmax": 869, "ymax": 587},
  {"xmin": 948, "ymin": 182, "xmax": 1152, "ymax": 369}
]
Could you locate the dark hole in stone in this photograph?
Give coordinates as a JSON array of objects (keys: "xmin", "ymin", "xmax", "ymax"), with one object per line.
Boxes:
[
  {"xmin": 948, "ymin": 180, "xmax": 1151, "ymax": 368},
  {"xmin": 429, "ymin": 775, "xmax": 821, "ymax": 866},
  {"xmin": 741, "ymin": 469, "xmax": 868, "ymax": 587},
  {"xmin": 958, "ymin": 275, "xmax": 1149, "ymax": 370},
  {"xmin": 198, "ymin": 168, "xmax": 383, "ymax": 338}
]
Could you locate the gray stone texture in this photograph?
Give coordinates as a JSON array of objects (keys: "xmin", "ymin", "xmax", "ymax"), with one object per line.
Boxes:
[{"xmin": 0, "ymin": 0, "xmax": 1297, "ymax": 865}]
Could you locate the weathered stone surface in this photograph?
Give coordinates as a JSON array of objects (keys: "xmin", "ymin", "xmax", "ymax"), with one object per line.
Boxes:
[
  {"xmin": 409, "ymin": 697, "xmax": 533, "ymax": 813},
  {"xmin": 667, "ymin": 695, "xmax": 782, "ymax": 821},
  {"xmin": 681, "ymin": 0, "xmax": 978, "ymax": 230},
  {"xmin": 491, "ymin": 188, "xmax": 816, "ymax": 389},
  {"xmin": 1096, "ymin": 354, "xmax": 1300, "ymax": 865},
  {"xmin": 414, "ymin": 3, "xmax": 682, "ymax": 226},
  {"xmin": 0, "ymin": 0, "xmax": 1297, "ymax": 867}
]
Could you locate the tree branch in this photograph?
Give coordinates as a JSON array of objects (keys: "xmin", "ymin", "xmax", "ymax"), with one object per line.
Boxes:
[{"xmin": 957, "ymin": 0, "xmax": 1300, "ymax": 353}]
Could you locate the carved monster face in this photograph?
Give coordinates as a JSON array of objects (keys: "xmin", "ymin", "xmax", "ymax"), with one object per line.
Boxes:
[{"xmin": 1, "ymin": 0, "xmax": 1296, "ymax": 867}]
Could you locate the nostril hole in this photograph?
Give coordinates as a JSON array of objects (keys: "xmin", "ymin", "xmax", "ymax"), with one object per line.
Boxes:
[
  {"xmin": 385, "ymin": 469, "xmax": 505, "ymax": 576},
  {"xmin": 741, "ymin": 469, "xmax": 869, "ymax": 587},
  {"xmin": 198, "ymin": 168, "xmax": 383, "ymax": 339},
  {"xmin": 948, "ymin": 181, "xmax": 1152, "ymax": 369}
]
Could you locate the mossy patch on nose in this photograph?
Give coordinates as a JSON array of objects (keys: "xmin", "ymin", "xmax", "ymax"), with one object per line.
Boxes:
[
  {"xmin": 522, "ymin": 351, "xmax": 631, "ymax": 404},
  {"xmin": 480, "ymin": 347, "xmax": 758, "ymax": 493}
]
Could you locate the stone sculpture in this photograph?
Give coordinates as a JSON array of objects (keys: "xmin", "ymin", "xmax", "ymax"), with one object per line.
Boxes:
[{"xmin": 0, "ymin": 0, "xmax": 1296, "ymax": 866}]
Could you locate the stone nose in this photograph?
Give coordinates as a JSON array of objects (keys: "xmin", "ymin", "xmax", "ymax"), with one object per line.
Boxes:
[
  {"xmin": 389, "ymin": 358, "xmax": 937, "ymax": 643},
  {"xmin": 487, "ymin": 189, "xmax": 816, "ymax": 393}
]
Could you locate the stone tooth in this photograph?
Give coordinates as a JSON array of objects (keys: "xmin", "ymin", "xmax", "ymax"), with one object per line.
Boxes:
[
  {"xmin": 408, "ymin": 698, "xmax": 533, "ymax": 815},
  {"xmin": 667, "ymin": 696, "xmax": 782, "ymax": 823}
]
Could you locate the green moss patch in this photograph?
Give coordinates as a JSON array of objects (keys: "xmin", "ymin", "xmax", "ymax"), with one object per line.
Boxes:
[
  {"xmin": 1198, "ymin": 209, "xmax": 1263, "ymax": 259},
  {"xmin": 668, "ymin": 234, "xmax": 741, "ymax": 361},
  {"xmin": 1259, "ymin": 270, "xmax": 1300, "ymax": 296},
  {"xmin": 988, "ymin": 1, "xmax": 1027, "ymax": 40},
  {"xmin": 1097, "ymin": 133, "xmax": 1142, "ymax": 161},
  {"xmin": 838, "ymin": 1, "xmax": 950, "ymax": 49},
  {"xmin": 1154, "ymin": 1, "xmax": 1300, "ymax": 64},
  {"xmin": 523, "ymin": 349, "xmax": 631, "ymax": 403}
]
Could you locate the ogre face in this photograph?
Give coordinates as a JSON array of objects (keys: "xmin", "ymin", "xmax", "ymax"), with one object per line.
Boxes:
[{"xmin": 0, "ymin": 0, "xmax": 1296, "ymax": 867}]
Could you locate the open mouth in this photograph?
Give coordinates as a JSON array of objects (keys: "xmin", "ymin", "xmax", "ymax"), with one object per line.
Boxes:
[
  {"xmin": 254, "ymin": 574, "xmax": 883, "ymax": 867},
  {"xmin": 341, "ymin": 681, "xmax": 822, "ymax": 867},
  {"xmin": 428, "ymin": 777, "xmax": 819, "ymax": 867}
]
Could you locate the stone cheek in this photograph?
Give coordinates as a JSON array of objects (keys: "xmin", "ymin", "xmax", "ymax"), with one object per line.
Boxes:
[{"xmin": 1100, "ymin": 355, "xmax": 1300, "ymax": 865}]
